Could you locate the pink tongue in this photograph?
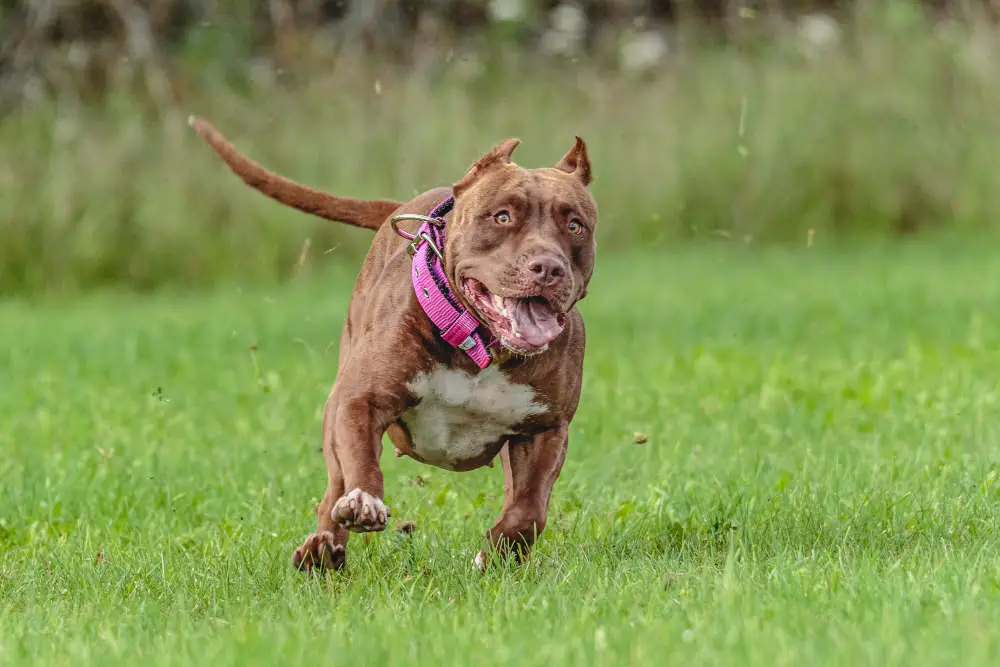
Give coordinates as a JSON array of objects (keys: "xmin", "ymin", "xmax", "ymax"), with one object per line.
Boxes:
[{"xmin": 512, "ymin": 300, "xmax": 564, "ymax": 346}]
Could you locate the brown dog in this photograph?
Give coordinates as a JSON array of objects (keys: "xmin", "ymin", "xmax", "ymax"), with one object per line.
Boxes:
[{"xmin": 188, "ymin": 115, "xmax": 598, "ymax": 571}]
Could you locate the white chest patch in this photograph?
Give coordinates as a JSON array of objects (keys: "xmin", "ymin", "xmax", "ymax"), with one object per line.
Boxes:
[{"xmin": 401, "ymin": 364, "xmax": 547, "ymax": 470}]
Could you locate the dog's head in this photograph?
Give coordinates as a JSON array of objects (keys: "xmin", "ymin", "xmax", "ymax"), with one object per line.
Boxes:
[{"xmin": 445, "ymin": 137, "xmax": 597, "ymax": 356}]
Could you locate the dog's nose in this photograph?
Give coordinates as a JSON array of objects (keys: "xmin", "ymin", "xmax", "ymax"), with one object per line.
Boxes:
[{"xmin": 526, "ymin": 256, "xmax": 568, "ymax": 287}]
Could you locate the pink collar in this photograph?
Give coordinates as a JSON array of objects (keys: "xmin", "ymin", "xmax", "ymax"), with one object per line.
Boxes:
[{"xmin": 390, "ymin": 195, "xmax": 497, "ymax": 369}]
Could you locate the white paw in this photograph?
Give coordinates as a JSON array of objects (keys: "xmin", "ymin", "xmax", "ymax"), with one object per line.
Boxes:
[
  {"xmin": 331, "ymin": 488, "xmax": 390, "ymax": 532},
  {"xmin": 473, "ymin": 550, "xmax": 486, "ymax": 572}
]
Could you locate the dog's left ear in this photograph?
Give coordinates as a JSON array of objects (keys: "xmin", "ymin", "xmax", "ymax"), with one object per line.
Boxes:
[
  {"xmin": 453, "ymin": 138, "xmax": 521, "ymax": 196},
  {"xmin": 554, "ymin": 136, "xmax": 592, "ymax": 186}
]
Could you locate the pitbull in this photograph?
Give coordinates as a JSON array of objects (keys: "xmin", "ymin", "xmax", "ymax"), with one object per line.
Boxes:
[{"xmin": 188, "ymin": 115, "xmax": 598, "ymax": 571}]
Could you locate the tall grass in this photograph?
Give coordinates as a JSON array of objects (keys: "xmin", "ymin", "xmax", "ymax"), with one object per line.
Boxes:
[{"xmin": 3, "ymin": 11, "xmax": 1000, "ymax": 295}]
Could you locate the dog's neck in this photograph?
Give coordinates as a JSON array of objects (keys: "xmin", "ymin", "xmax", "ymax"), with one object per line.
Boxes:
[{"xmin": 393, "ymin": 195, "xmax": 500, "ymax": 369}]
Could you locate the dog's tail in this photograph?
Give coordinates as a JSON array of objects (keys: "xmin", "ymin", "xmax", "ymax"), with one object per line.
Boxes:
[{"xmin": 187, "ymin": 115, "xmax": 402, "ymax": 231}]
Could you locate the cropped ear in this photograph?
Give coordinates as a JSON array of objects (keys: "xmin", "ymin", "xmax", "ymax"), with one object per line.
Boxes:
[
  {"xmin": 554, "ymin": 136, "xmax": 592, "ymax": 186},
  {"xmin": 453, "ymin": 138, "xmax": 521, "ymax": 195}
]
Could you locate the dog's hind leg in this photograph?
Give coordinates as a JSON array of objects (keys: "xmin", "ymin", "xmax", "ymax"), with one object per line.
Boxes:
[{"xmin": 292, "ymin": 394, "xmax": 351, "ymax": 571}]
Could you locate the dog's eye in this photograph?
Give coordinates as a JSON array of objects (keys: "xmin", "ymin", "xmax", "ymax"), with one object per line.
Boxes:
[
  {"xmin": 494, "ymin": 211, "xmax": 512, "ymax": 225},
  {"xmin": 568, "ymin": 219, "xmax": 584, "ymax": 234}
]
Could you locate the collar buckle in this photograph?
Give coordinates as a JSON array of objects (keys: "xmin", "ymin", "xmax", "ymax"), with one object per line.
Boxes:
[{"xmin": 406, "ymin": 231, "xmax": 443, "ymax": 260}]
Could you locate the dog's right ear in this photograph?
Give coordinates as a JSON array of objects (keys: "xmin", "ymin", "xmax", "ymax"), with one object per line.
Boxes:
[{"xmin": 453, "ymin": 138, "xmax": 521, "ymax": 196}]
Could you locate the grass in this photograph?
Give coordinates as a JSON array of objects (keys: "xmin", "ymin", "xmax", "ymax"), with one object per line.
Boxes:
[
  {"xmin": 5, "ymin": 9, "xmax": 1000, "ymax": 294},
  {"xmin": 3, "ymin": 238, "xmax": 1000, "ymax": 665}
]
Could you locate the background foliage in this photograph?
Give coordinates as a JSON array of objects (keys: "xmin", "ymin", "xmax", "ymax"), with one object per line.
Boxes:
[{"xmin": 3, "ymin": 0, "xmax": 1000, "ymax": 293}]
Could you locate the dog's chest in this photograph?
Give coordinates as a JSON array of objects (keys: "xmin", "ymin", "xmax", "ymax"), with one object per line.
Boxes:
[{"xmin": 400, "ymin": 365, "xmax": 547, "ymax": 470}]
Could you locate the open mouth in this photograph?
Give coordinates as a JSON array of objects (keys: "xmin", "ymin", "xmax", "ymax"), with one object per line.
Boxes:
[{"xmin": 461, "ymin": 278, "xmax": 567, "ymax": 353}]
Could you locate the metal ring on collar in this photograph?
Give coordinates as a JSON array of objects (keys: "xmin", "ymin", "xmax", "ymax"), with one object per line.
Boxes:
[{"xmin": 390, "ymin": 213, "xmax": 445, "ymax": 241}]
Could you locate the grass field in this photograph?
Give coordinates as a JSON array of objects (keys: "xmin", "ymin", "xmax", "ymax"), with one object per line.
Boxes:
[{"xmin": 2, "ymin": 240, "xmax": 1000, "ymax": 666}]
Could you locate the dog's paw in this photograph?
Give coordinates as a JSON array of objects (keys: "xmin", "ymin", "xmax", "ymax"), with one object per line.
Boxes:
[
  {"xmin": 331, "ymin": 488, "xmax": 390, "ymax": 533},
  {"xmin": 473, "ymin": 550, "xmax": 487, "ymax": 573},
  {"xmin": 292, "ymin": 531, "xmax": 346, "ymax": 572}
]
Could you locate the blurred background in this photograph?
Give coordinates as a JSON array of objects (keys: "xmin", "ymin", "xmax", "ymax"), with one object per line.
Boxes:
[{"xmin": 2, "ymin": 0, "xmax": 999, "ymax": 295}]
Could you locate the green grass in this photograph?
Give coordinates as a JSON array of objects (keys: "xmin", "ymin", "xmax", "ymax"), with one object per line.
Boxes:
[
  {"xmin": 5, "ymin": 9, "xmax": 1000, "ymax": 294},
  {"xmin": 3, "ymin": 239, "xmax": 1000, "ymax": 665}
]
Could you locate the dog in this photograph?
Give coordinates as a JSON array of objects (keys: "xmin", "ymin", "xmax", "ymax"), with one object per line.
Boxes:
[{"xmin": 188, "ymin": 115, "xmax": 598, "ymax": 571}]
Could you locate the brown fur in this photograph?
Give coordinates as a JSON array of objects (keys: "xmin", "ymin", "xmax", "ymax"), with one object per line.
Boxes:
[{"xmin": 188, "ymin": 115, "xmax": 599, "ymax": 571}]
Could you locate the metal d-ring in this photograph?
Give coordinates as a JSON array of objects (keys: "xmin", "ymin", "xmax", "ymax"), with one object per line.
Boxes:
[
  {"xmin": 390, "ymin": 213, "xmax": 446, "ymax": 260},
  {"xmin": 390, "ymin": 213, "xmax": 445, "ymax": 241}
]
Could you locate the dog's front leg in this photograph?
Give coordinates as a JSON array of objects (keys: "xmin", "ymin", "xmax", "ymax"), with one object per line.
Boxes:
[
  {"xmin": 475, "ymin": 423, "xmax": 569, "ymax": 571},
  {"xmin": 293, "ymin": 394, "xmax": 350, "ymax": 571},
  {"xmin": 327, "ymin": 390, "xmax": 394, "ymax": 533},
  {"xmin": 292, "ymin": 383, "xmax": 400, "ymax": 571}
]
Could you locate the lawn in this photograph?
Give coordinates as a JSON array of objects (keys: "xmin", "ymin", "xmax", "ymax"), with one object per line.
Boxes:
[{"xmin": 2, "ymin": 240, "xmax": 1000, "ymax": 666}]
